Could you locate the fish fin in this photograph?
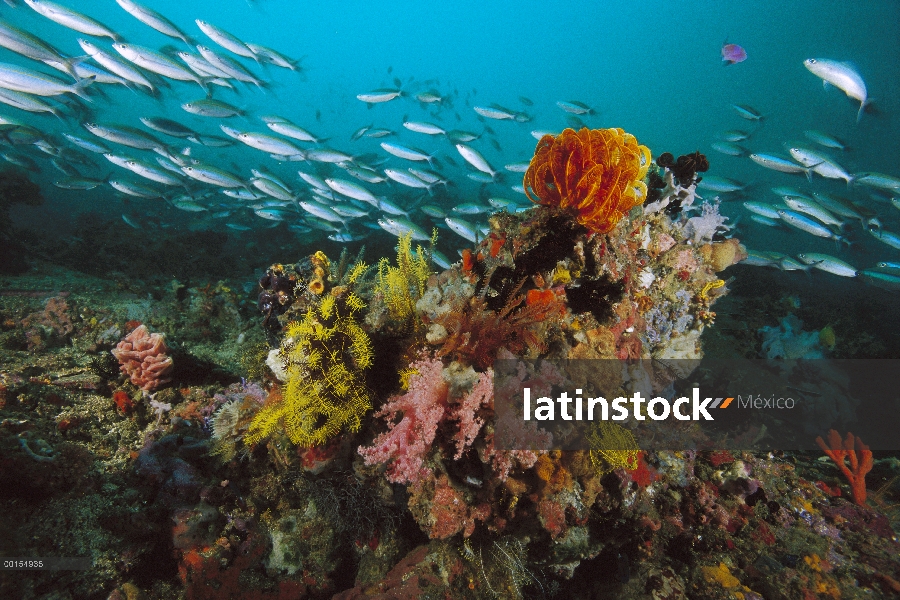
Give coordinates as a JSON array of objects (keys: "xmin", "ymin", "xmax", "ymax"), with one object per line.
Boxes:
[
  {"xmin": 856, "ymin": 99, "xmax": 873, "ymax": 124},
  {"xmin": 72, "ymin": 75, "xmax": 96, "ymax": 102},
  {"xmin": 822, "ymin": 80, "xmax": 831, "ymax": 90}
]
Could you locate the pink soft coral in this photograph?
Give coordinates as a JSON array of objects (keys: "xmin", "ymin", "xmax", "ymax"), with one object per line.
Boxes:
[
  {"xmin": 359, "ymin": 358, "xmax": 449, "ymax": 484},
  {"xmin": 111, "ymin": 325, "xmax": 174, "ymax": 392}
]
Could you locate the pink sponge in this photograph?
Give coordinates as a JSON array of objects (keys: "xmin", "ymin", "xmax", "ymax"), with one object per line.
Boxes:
[{"xmin": 112, "ymin": 325, "xmax": 174, "ymax": 392}]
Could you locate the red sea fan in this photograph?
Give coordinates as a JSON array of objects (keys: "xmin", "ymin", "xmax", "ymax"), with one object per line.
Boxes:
[{"xmin": 111, "ymin": 324, "xmax": 174, "ymax": 392}]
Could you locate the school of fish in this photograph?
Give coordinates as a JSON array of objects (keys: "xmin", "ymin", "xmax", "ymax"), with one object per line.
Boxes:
[
  {"xmin": 703, "ymin": 61, "xmax": 900, "ymax": 292},
  {"xmin": 0, "ymin": 1, "xmax": 897, "ymax": 290}
]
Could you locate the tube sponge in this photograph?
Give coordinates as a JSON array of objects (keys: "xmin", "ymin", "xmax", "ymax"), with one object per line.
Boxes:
[{"xmin": 111, "ymin": 325, "xmax": 173, "ymax": 392}]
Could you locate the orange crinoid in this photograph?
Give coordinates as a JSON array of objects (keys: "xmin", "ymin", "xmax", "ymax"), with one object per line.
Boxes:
[{"xmin": 524, "ymin": 127, "xmax": 651, "ymax": 234}]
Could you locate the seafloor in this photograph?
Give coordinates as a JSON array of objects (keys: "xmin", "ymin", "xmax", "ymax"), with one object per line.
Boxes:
[{"xmin": 1, "ymin": 162, "xmax": 900, "ymax": 599}]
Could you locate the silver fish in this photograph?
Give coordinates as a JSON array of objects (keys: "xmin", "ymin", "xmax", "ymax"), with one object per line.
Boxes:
[
  {"xmin": 473, "ymin": 105, "xmax": 518, "ymax": 120},
  {"xmin": 78, "ymin": 38, "xmax": 156, "ymax": 93},
  {"xmin": 298, "ymin": 200, "xmax": 345, "ymax": 223},
  {"xmin": 778, "ymin": 209, "xmax": 846, "ymax": 244},
  {"xmin": 357, "ymin": 88, "xmax": 401, "ymax": 103},
  {"xmin": 23, "ymin": 0, "xmax": 120, "ymax": 40},
  {"xmin": 855, "ymin": 172, "xmax": 900, "ymax": 192},
  {"xmin": 325, "ymin": 177, "xmax": 379, "ymax": 205},
  {"xmin": 797, "ymin": 252, "xmax": 857, "ymax": 277},
  {"xmin": 109, "ymin": 178, "xmax": 162, "ymax": 198},
  {"xmin": 0, "ymin": 19, "xmax": 82, "ymax": 79},
  {"xmin": 124, "ymin": 158, "xmax": 183, "ymax": 186},
  {"xmin": 445, "ymin": 217, "xmax": 479, "ymax": 243},
  {"xmin": 711, "ymin": 142, "xmax": 746, "ymax": 157},
  {"xmin": 742, "ymin": 201, "xmax": 782, "ymax": 220},
  {"xmin": 115, "ymin": 0, "xmax": 193, "ymax": 45},
  {"xmin": 0, "ymin": 61, "xmax": 93, "ymax": 100},
  {"xmin": 787, "ymin": 146, "xmax": 853, "ymax": 184},
  {"xmin": 195, "ymin": 20, "xmax": 256, "ymax": 60},
  {"xmin": 732, "ymin": 104, "xmax": 763, "ymax": 121},
  {"xmin": 803, "ymin": 130, "xmax": 846, "ymax": 151},
  {"xmin": 251, "ymin": 176, "xmax": 295, "ymax": 201},
  {"xmin": 749, "ymin": 153, "xmax": 814, "ymax": 179},
  {"xmin": 181, "ymin": 98, "xmax": 243, "ymax": 118},
  {"xmin": 113, "ymin": 43, "xmax": 207, "ymax": 90},
  {"xmin": 783, "ymin": 197, "xmax": 844, "ymax": 229},
  {"xmin": 556, "ymin": 100, "xmax": 595, "ymax": 115},
  {"xmin": 378, "ymin": 216, "xmax": 430, "ymax": 241},
  {"xmin": 245, "ymin": 43, "xmax": 300, "ymax": 71},
  {"xmin": 86, "ymin": 123, "xmax": 163, "ymax": 150},
  {"xmin": 181, "ymin": 163, "xmax": 245, "ymax": 188},
  {"xmin": 264, "ymin": 118, "xmax": 323, "ymax": 143},
  {"xmin": 383, "ymin": 168, "xmax": 431, "ymax": 191},
  {"xmin": 804, "ymin": 58, "xmax": 869, "ymax": 122},
  {"xmin": 196, "ymin": 45, "xmax": 263, "ymax": 87},
  {"xmin": 455, "ymin": 143, "xmax": 495, "ymax": 178},
  {"xmin": 869, "ymin": 229, "xmax": 900, "ymax": 251},
  {"xmin": 140, "ymin": 117, "xmax": 195, "ymax": 138},
  {"xmin": 402, "ymin": 121, "xmax": 445, "ymax": 135},
  {"xmin": 380, "ymin": 142, "xmax": 434, "ymax": 166},
  {"xmin": 696, "ymin": 175, "xmax": 745, "ymax": 193}
]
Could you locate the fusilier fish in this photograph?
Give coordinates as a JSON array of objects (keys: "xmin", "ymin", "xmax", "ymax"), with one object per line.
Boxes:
[
  {"xmin": 0, "ymin": 18, "xmax": 83, "ymax": 79},
  {"xmin": 377, "ymin": 216, "xmax": 430, "ymax": 241},
  {"xmin": 325, "ymin": 178, "xmax": 379, "ymax": 205},
  {"xmin": 804, "ymin": 58, "xmax": 870, "ymax": 122},
  {"xmin": 445, "ymin": 216, "xmax": 478, "ymax": 242},
  {"xmin": 803, "ymin": 130, "xmax": 847, "ymax": 151},
  {"xmin": 732, "ymin": 104, "xmax": 763, "ymax": 121},
  {"xmin": 357, "ymin": 88, "xmax": 401, "ymax": 103},
  {"xmin": 0, "ymin": 61, "xmax": 93, "ymax": 100},
  {"xmin": 195, "ymin": 20, "xmax": 255, "ymax": 60},
  {"xmin": 749, "ymin": 153, "xmax": 814, "ymax": 180},
  {"xmin": 181, "ymin": 98, "xmax": 243, "ymax": 118},
  {"xmin": 787, "ymin": 146, "xmax": 853, "ymax": 184},
  {"xmin": 455, "ymin": 143, "xmax": 496, "ymax": 179},
  {"xmin": 23, "ymin": 0, "xmax": 120, "ymax": 40},
  {"xmin": 78, "ymin": 38, "xmax": 156, "ymax": 93},
  {"xmin": 181, "ymin": 163, "xmax": 246, "ymax": 188},
  {"xmin": 402, "ymin": 121, "xmax": 445, "ymax": 135},
  {"xmin": 116, "ymin": 0, "xmax": 194, "ymax": 45},
  {"xmin": 263, "ymin": 118, "xmax": 323, "ymax": 143},
  {"xmin": 113, "ymin": 43, "xmax": 207, "ymax": 90},
  {"xmin": 778, "ymin": 209, "xmax": 847, "ymax": 245},
  {"xmin": 380, "ymin": 142, "xmax": 435, "ymax": 166},
  {"xmin": 797, "ymin": 253, "xmax": 857, "ymax": 277},
  {"xmin": 556, "ymin": 100, "xmax": 595, "ymax": 115}
]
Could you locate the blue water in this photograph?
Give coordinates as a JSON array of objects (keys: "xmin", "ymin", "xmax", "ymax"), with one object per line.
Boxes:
[{"xmin": 5, "ymin": 0, "xmax": 900, "ymax": 285}]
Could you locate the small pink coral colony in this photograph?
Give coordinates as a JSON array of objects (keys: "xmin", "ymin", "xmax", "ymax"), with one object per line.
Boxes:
[{"xmin": 112, "ymin": 324, "xmax": 174, "ymax": 392}]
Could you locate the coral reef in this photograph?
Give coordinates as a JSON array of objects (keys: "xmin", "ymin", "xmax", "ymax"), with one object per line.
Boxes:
[
  {"xmin": 111, "ymin": 324, "xmax": 174, "ymax": 392},
  {"xmin": 3, "ymin": 123, "xmax": 898, "ymax": 600}
]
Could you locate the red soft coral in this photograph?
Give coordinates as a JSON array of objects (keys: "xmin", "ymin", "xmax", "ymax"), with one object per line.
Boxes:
[
  {"xmin": 111, "ymin": 324, "xmax": 174, "ymax": 392},
  {"xmin": 358, "ymin": 358, "xmax": 449, "ymax": 484}
]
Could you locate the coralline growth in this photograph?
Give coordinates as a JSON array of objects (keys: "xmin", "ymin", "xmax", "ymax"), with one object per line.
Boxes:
[
  {"xmin": 372, "ymin": 231, "xmax": 434, "ymax": 333},
  {"xmin": 245, "ymin": 258, "xmax": 373, "ymax": 447}
]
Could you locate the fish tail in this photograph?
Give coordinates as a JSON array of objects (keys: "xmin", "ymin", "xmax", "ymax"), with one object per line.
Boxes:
[{"xmin": 72, "ymin": 75, "xmax": 96, "ymax": 102}]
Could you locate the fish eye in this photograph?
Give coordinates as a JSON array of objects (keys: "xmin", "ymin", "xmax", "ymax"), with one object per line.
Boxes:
[
  {"xmin": 878, "ymin": 262, "xmax": 887, "ymax": 268},
  {"xmin": 808, "ymin": 59, "xmax": 816, "ymax": 64}
]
